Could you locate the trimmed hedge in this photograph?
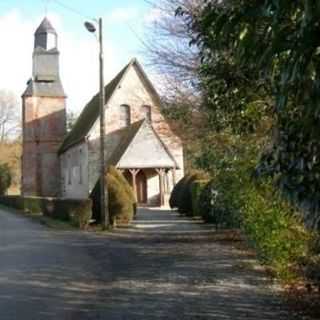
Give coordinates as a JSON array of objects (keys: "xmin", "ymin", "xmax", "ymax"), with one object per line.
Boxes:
[
  {"xmin": 191, "ymin": 180, "xmax": 209, "ymax": 217},
  {"xmin": 177, "ymin": 172, "xmax": 209, "ymax": 215},
  {"xmin": 42, "ymin": 198, "xmax": 92, "ymax": 229},
  {"xmin": 169, "ymin": 175, "xmax": 189, "ymax": 209},
  {"xmin": 0, "ymin": 196, "xmax": 42, "ymax": 213},
  {"xmin": 91, "ymin": 166, "xmax": 135, "ymax": 226},
  {"xmin": 0, "ymin": 196, "xmax": 92, "ymax": 229}
]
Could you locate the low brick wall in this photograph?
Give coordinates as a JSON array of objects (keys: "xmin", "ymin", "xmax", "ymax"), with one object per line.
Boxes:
[{"xmin": 0, "ymin": 196, "xmax": 92, "ymax": 229}]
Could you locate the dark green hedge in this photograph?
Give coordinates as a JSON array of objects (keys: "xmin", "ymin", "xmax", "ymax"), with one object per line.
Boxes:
[
  {"xmin": 0, "ymin": 196, "xmax": 42, "ymax": 213},
  {"xmin": 169, "ymin": 172, "xmax": 208, "ymax": 215},
  {"xmin": 191, "ymin": 180, "xmax": 209, "ymax": 217},
  {"xmin": 0, "ymin": 196, "xmax": 92, "ymax": 229}
]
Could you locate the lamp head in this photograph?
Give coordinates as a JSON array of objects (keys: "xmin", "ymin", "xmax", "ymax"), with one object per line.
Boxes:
[{"xmin": 84, "ymin": 21, "xmax": 96, "ymax": 33}]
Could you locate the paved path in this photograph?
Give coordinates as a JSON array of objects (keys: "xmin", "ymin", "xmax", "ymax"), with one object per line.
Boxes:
[{"xmin": 0, "ymin": 206, "xmax": 299, "ymax": 319}]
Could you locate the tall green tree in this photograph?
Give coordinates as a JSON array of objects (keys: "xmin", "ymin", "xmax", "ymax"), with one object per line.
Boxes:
[{"xmin": 178, "ymin": 0, "xmax": 320, "ymax": 229}]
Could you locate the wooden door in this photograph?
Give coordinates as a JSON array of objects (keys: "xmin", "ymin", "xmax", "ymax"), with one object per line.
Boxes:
[{"xmin": 136, "ymin": 170, "xmax": 147, "ymax": 204}]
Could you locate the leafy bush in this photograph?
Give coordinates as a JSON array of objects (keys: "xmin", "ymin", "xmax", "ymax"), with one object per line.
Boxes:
[
  {"xmin": 108, "ymin": 166, "xmax": 137, "ymax": 216},
  {"xmin": 241, "ymin": 181, "xmax": 312, "ymax": 281},
  {"xmin": 199, "ymin": 173, "xmax": 242, "ymax": 228},
  {"xmin": 177, "ymin": 171, "xmax": 208, "ymax": 215},
  {"xmin": 91, "ymin": 166, "xmax": 134, "ymax": 226},
  {"xmin": 169, "ymin": 175, "xmax": 189, "ymax": 209},
  {"xmin": 191, "ymin": 179, "xmax": 208, "ymax": 217},
  {"xmin": 0, "ymin": 163, "xmax": 11, "ymax": 195}
]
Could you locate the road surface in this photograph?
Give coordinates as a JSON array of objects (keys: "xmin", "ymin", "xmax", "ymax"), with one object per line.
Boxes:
[{"xmin": 0, "ymin": 206, "xmax": 298, "ymax": 319}]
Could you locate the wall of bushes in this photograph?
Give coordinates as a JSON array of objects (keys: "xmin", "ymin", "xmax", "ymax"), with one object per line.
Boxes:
[
  {"xmin": 170, "ymin": 166, "xmax": 319, "ymax": 283},
  {"xmin": 0, "ymin": 196, "xmax": 92, "ymax": 229}
]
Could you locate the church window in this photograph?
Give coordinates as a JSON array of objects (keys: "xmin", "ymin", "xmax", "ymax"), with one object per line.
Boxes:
[
  {"xmin": 120, "ymin": 104, "xmax": 131, "ymax": 127},
  {"xmin": 142, "ymin": 105, "xmax": 152, "ymax": 122}
]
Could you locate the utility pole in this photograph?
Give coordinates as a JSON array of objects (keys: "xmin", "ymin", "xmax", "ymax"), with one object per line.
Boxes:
[{"xmin": 85, "ymin": 18, "xmax": 109, "ymax": 229}]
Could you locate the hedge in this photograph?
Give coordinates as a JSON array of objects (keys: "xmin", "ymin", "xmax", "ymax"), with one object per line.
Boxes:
[
  {"xmin": 191, "ymin": 180, "xmax": 209, "ymax": 217},
  {"xmin": 42, "ymin": 198, "xmax": 92, "ymax": 229},
  {"xmin": 169, "ymin": 175, "xmax": 189, "ymax": 209},
  {"xmin": 177, "ymin": 172, "xmax": 209, "ymax": 215},
  {"xmin": 91, "ymin": 166, "xmax": 135, "ymax": 226},
  {"xmin": 0, "ymin": 196, "xmax": 92, "ymax": 229}
]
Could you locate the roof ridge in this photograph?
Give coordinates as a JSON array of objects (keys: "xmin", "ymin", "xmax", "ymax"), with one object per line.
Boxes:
[{"xmin": 58, "ymin": 62, "xmax": 131, "ymax": 154}]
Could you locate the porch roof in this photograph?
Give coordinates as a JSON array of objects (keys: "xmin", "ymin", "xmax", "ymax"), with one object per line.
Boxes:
[{"xmin": 107, "ymin": 120, "xmax": 178, "ymax": 169}]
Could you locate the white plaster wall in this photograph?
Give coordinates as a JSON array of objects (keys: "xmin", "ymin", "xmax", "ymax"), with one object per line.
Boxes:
[{"xmin": 60, "ymin": 142, "xmax": 89, "ymax": 199}]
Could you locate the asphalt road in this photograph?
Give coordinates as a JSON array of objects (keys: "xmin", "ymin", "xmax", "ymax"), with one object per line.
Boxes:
[{"xmin": 0, "ymin": 207, "xmax": 300, "ymax": 320}]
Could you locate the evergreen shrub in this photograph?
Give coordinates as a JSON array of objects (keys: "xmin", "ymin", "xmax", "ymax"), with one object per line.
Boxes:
[
  {"xmin": 241, "ymin": 181, "xmax": 312, "ymax": 280},
  {"xmin": 198, "ymin": 169, "xmax": 243, "ymax": 227},
  {"xmin": 177, "ymin": 171, "xmax": 208, "ymax": 215},
  {"xmin": 0, "ymin": 163, "xmax": 11, "ymax": 195},
  {"xmin": 91, "ymin": 166, "xmax": 135, "ymax": 226},
  {"xmin": 169, "ymin": 174, "xmax": 190, "ymax": 209},
  {"xmin": 190, "ymin": 179, "xmax": 209, "ymax": 217}
]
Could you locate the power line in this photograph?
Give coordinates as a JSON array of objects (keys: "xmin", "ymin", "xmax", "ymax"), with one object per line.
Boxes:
[{"xmin": 50, "ymin": 0, "xmax": 95, "ymax": 21}]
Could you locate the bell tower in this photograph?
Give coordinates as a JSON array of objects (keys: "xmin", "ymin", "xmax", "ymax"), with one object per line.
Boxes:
[{"xmin": 22, "ymin": 18, "xmax": 66, "ymax": 197}]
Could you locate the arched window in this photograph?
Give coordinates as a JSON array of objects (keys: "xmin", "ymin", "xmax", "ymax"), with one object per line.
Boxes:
[
  {"xmin": 142, "ymin": 105, "xmax": 152, "ymax": 122},
  {"xmin": 120, "ymin": 104, "xmax": 131, "ymax": 127}
]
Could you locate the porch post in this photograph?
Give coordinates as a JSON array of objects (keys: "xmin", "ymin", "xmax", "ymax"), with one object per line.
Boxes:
[
  {"xmin": 129, "ymin": 169, "xmax": 140, "ymax": 202},
  {"xmin": 156, "ymin": 168, "xmax": 165, "ymax": 206}
]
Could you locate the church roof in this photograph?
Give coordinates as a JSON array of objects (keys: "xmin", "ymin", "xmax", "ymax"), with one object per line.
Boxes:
[
  {"xmin": 35, "ymin": 17, "xmax": 57, "ymax": 34},
  {"xmin": 22, "ymin": 78, "xmax": 66, "ymax": 97},
  {"xmin": 107, "ymin": 119, "xmax": 177, "ymax": 169},
  {"xmin": 58, "ymin": 58, "xmax": 161, "ymax": 154}
]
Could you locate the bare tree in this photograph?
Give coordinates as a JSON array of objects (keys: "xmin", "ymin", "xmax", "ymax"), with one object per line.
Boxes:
[
  {"xmin": 0, "ymin": 90, "xmax": 20, "ymax": 141},
  {"xmin": 143, "ymin": 0, "xmax": 202, "ymax": 106}
]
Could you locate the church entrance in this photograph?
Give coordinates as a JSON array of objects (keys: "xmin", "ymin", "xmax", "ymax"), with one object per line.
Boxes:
[
  {"xmin": 135, "ymin": 170, "xmax": 147, "ymax": 204},
  {"xmin": 123, "ymin": 169, "xmax": 148, "ymax": 205}
]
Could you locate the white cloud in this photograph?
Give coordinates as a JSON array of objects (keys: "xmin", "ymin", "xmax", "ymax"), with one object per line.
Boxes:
[{"xmin": 0, "ymin": 10, "xmax": 121, "ymax": 115}]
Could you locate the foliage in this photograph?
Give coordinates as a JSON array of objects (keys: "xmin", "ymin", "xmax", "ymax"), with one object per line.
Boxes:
[
  {"xmin": 178, "ymin": 172, "xmax": 208, "ymax": 215},
  {"xmin": 0, "ymin": 196, "xmax": 92, "ymax": 229},
  {"xmin": 0, "ymin": 195, "xmax": 41, "ymax": 213},
  {"xmin": 0, "ymin": 163, "xmax": 11, "ymax": 195},
  {"xmin": 242, "ymin": 181, "xmax": 312, "ymax": 281},
  {"xmin": 169, "ymin": 174, "xmax": 190, "ymax": 209},
  {"xmin": 177, "ymin": 0, "xmax": 320, "ymax": 230},
  {"xmin": 191, "ymin": 179, "xmax": 208, "ymax": 217},
  {"xmin": 0, "ymin": 142, "xmax": 21, "ymax": 193},
  {"xmin": 199, "ymin": 176, "xmax": 241, "ymax": 228},
  {"xmin": 42, "ymin": 198, "xmax": 92, "ymax": 229},
  {"xmin": 108, "ymin": 166, "xmax": 136, "ymax": 205},
  {"xmin": 91, "ymin": 167, "xmax": 135, "ymax": 226}
]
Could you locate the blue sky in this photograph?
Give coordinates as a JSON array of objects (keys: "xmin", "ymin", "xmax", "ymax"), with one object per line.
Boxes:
[{"xmin": 0, "ymin": 0, "xmax": 161, "ymax": 113}]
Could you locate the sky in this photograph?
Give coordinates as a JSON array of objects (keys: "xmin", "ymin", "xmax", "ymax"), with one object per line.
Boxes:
[{"xmin": 0, "ymin": 0, "xmax": 162, "ymax": 114}]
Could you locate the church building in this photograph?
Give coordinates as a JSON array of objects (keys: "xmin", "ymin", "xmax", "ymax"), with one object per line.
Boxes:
[{"xmin": 22, "ymin": 18, "xmax": 184, "ymax": 207}]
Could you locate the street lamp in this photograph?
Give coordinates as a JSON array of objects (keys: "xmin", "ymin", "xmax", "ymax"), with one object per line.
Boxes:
[{"xmin": 85, "ymin": 18, "xmax": 109, "ymax": 229}]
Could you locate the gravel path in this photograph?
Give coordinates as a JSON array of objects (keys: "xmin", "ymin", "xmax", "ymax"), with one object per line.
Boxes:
[{"xmin": 0, "ymin": 206, "xmax": 299, "ymax": 319}]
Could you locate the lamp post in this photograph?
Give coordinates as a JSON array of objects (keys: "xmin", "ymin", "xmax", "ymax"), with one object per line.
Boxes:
[{"xmin": 85, "ymin": 18, "xmax": 109, "ymax": 229}]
